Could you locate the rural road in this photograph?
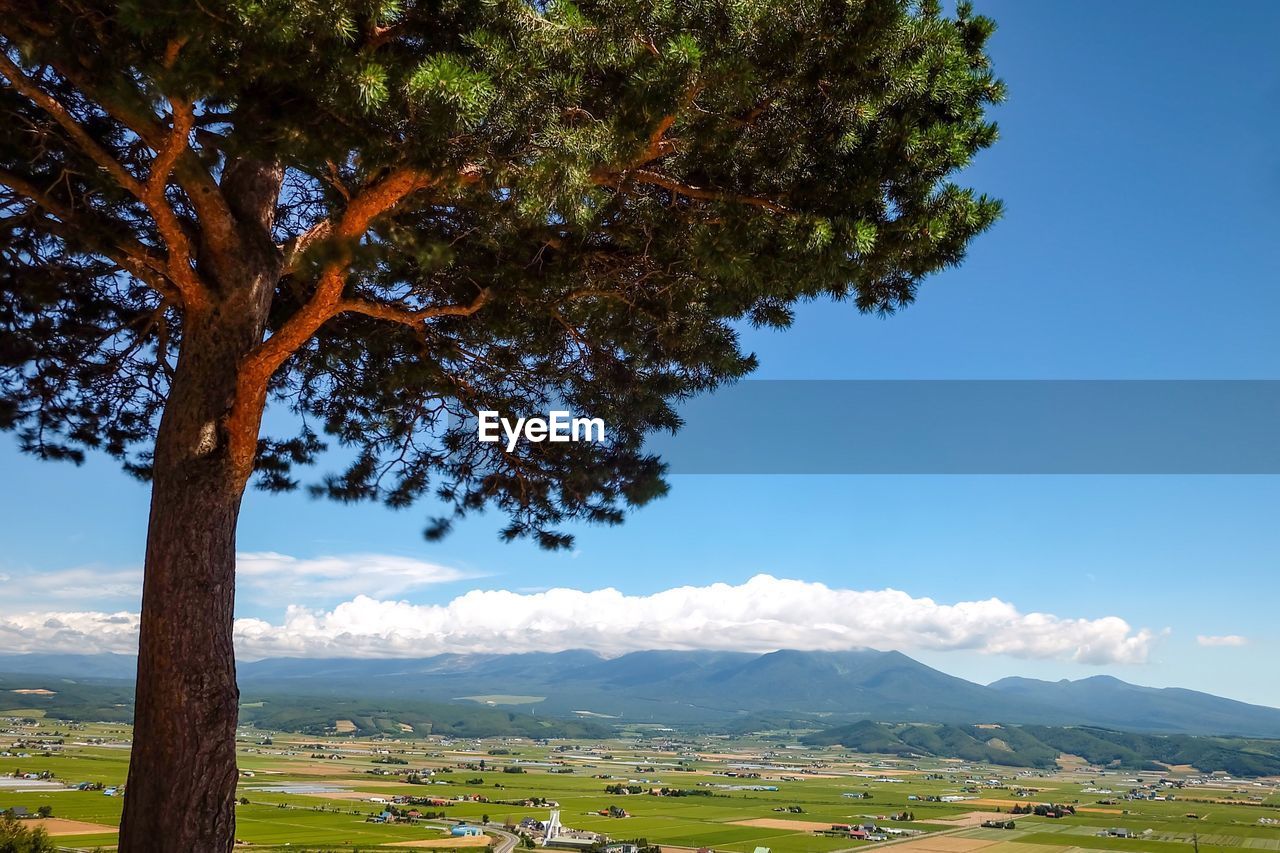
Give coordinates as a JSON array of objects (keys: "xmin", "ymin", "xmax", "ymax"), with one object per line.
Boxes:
[{"xmin": 485, "ymin": 824, "xmax": 520, "ymax": 853}]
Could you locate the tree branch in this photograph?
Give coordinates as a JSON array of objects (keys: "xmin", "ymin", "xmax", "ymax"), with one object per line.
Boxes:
[
  {"xmin": 140, "ymin": 96, "xmax": 207, "ymax": 307},
  {"xmin": 240, "ymin": 168, "xmax": 435, "ymax": 384},
  {"xmin": 639, "ymin": 81, "xmax": 701, "ymax": 164},
  {"xmin": 0, "ymin": 28, "xmax": 240, "ymax": 273},
  {"xmin": 279, "ymin": 162, "xmax": 483, "ymax": 274},
  {"xmin": 280, "ymin": 220, "xmax": 333, "ymax": 274},
  {"xmin": 226, "ymin": 162, "xmax": 488, "ymax": 475},
  {"xmin": 0, "ymin": 51, "xmax": 143, "ymax": 196},
  {"xmin": 336, "ymin": 288, "xmax": 491, "ymax": 326},
  {"xmin": 0, "ymin": 46, "xmax": 210, "ymax": 307},
  {"xmin": 366, "ymin": 21, "xmax": 406, "ymax": 50},
  {"xmin": 585, "ymin": 81, "xmax": 789, "ymax": 213},
  {"xmin": 0, "ymin": 167, "xmax": 178, "ymax": 298},
  {"xmin": 596, "ymin": 168, "xmax": 789, "ymax": 213}
]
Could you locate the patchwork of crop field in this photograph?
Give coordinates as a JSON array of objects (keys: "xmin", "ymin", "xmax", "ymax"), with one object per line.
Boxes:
[{"xmin": 3, "ymin": 710, "xmax": 1280, "ymax": 852}]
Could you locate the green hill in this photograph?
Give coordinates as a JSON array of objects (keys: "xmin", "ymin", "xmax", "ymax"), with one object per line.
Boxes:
[
  {"xmin": 0, "ymin": 673, "xmax": 607, "ymax": 738},
  {"xmin": 801, "ymin": 721, "xmax": 1280, "ymax": 776}
]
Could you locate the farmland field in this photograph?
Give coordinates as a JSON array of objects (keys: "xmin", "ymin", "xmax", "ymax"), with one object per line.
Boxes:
[{"xmin": 3, "ymin": 712, "xmax": 1280, "ymax": 852}]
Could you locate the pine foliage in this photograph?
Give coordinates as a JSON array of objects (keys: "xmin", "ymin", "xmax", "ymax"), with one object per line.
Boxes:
[{"xmin": 0, "ymin": 0, "xmax": 1003, "ymax": 545}]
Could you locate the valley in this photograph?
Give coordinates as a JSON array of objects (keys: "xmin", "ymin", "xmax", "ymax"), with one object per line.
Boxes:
[{"xmin": 4, "ymin": 711, "xmax": 1280, "ymax": 852}]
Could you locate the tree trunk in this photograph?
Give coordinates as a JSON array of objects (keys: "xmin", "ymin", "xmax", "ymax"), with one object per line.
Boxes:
[
  {"xmin": 119, "ymin": 158, "xmax": 283, "ymax": 851},
  {"xmin": 117, "ymin": 317, "xmax": 256, "ymax": 850}
]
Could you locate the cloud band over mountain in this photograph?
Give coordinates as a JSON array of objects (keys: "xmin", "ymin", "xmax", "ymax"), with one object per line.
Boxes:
[{"xmin": 1, "ymin": 573, "xmax": 1156, "ymax": 664}]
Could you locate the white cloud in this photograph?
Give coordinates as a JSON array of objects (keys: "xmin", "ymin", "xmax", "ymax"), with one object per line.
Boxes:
[
  {"xmin": 235, "ymin": 552, "xmax": 473, "ymax": 601},
  {"xmin": 0, "ymin": 610, "xmax": 141, "ymax": 655},
  {"xmin": 41, "ymin": 568, "xmax": 140, "ymax": 601},
  {"xmin": 0, "ymin": 574, "xmax": 1157, "ymax": 664},
  {"xmin": 1197, "ymin": 634, "xmax": 1248, "ymax": 647},
  {"xmin": 1, "ymin": 566, "xmax": 142, "ymax": 606},
  {"xmin": 0, "ymin": 553, "xmax": 472, "ymax": 609}
]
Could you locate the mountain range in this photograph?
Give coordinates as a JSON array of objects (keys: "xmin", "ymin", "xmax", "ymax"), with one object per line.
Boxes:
[{"xmin": 2, "ymin": 648, "xmax": 1278, "ymax": 738}]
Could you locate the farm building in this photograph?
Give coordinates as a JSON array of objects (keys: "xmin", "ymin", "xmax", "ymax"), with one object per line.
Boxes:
[{"xmin": 542, "ymin": 809, "xmax": 600, "ymax": 849}]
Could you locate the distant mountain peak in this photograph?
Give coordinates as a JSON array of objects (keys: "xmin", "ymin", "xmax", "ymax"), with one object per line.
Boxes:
[{"xmin": 3, "ymin": 648, "xmax": 1278, "ymax": 737}]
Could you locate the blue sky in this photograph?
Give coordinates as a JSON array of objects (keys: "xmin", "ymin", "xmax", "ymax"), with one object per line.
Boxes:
[{"xmin": 2, "ymin": 3, "xmax": 1278, "ymax": 703}]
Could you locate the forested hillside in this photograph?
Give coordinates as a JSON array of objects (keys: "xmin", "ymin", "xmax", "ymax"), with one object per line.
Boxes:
[{"xmin": 802, "ymin": 721, "xmax": 1280, "ymax": 776}]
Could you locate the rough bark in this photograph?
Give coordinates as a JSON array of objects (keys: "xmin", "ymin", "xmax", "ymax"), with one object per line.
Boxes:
[{"xmin": 118, "ymin": 160, "xmax": 282, "ymax": 852}]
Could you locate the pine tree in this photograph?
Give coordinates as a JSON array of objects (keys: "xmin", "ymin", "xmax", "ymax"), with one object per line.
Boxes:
[{"xmin": 0, "ymin": 0, "xmax": 1002, "ymax": 848}]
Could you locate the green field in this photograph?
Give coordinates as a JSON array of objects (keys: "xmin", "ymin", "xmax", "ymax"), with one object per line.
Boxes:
[{"xmin": 4, "ymin": 714, "xmax": 1280, "ymax": 852}]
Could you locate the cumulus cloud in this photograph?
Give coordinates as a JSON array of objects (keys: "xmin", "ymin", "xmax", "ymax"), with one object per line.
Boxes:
[
  {"xmin": 1197, "ymin": 634, "xmax": 1248, "ymax": 647},
  {"xmin": 1, "ymin": 574, "xmax": 1157, "ymax": 664},
  {"xmin": 233, "ymin": 576, "xmax": 1156, "ymax": 663},
  {"xmin": 0, "ymin": 610, "xmax": 141, "ymax": 655}
]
